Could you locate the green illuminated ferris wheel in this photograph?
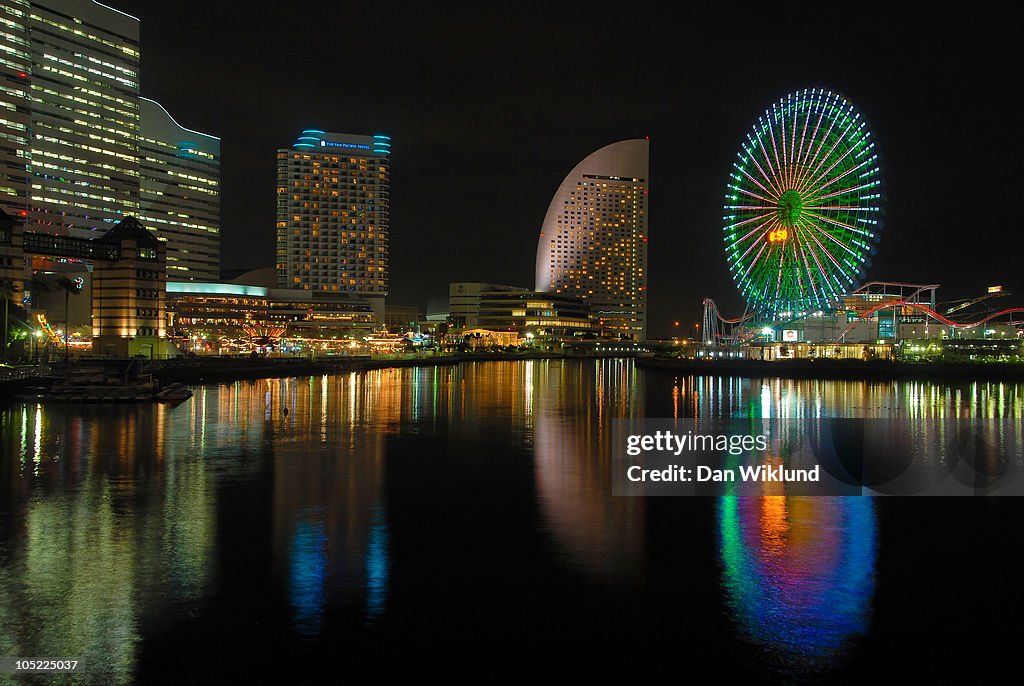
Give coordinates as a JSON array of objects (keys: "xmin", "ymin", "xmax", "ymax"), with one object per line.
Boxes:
[{"xmin": 723, "ymin": 89, "xmax": 882, "ymax": 318}]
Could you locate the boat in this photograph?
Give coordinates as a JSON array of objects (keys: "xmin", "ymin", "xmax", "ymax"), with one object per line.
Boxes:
[
  {"xmin": 15, "ymin": 361, "xmax": 192, "ymax": 404},
  {"xmin": 154, "ymin": 382, "xmax": 193, "ymax": 402}
]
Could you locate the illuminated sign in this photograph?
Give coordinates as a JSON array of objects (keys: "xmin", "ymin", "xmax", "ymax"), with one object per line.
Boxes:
[
  {"xmin": 782, "ymin": 329, "xmax": 798, "ymax": 342},
  {"xmin": 320, "ymin": 141, "xmax": 371, "ymax": 150},
  {"xmin": 167, "ymin": 282, "xmax": 268, "ymax": 297},
  {"xmin": 988, "ymin": 285, "xmax": 1003, "ymax": 294},
  {"xmin": 768, "ymin": 228, "xmax": 789, "ymax": 243}
]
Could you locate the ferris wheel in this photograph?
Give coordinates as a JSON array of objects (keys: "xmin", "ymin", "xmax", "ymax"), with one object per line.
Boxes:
[{"xmin": 723, "ymin": 89, "xmax": 882, "ymax": 318}]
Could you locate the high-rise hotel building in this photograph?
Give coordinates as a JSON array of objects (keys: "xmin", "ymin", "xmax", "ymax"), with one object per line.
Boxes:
[
  {"xmin": 276, "ymin": 130, "xmax": 390, "ymax": 317},
  {"xmin": 0, "ymin": 1, "xmax": 220, "ymax": 281},
  {"xmin": 535, "ymin": 139, "xmax": 649, "ymax": 340}
]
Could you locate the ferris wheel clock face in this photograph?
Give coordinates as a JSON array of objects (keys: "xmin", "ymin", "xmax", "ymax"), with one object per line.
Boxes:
[{"xmin": 723, "ymin": 89, "xmax": 882, "ymax": 318}]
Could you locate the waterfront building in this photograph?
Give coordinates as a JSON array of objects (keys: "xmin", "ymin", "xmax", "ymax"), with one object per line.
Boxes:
[
  {"xmin": 535, "ymin": 138, "xmax": 649, "ymax": 340},
  {"xmin": 139, "ymin": 97, "xmax": 220, "ymax": 281},
  {"xmin": 166, "ymin": 280, "xmax": 379, "ymax": 351},
  {"xmin": 449, "ymin": 282, "xmax": 528, "ymax": 329},
  {"xmin": 448, "ymin": 281, "xmax": 594, "ymax": 336},
  {"xmin": 276, "ymin": 130, "xmax": 390, "ymax": 320},
  {"xmin": 91, "ymin": 215, "xmax": 171, "ymax": 357},
  {"xmin": 477, "ymin": 289, "xmax": 593, "ymax": 334}
]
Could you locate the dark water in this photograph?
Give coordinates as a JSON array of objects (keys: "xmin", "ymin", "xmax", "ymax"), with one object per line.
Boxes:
[{"xmin": 1, "ymin": 360, "xmax": 1023, "ymax": 683}]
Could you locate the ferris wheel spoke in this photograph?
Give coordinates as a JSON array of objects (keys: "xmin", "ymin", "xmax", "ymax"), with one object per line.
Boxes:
[
  {"xmin": 752, "ymin": 129, "xmax": 785, "ymax": 196},
  {"xmin": 794, "ymin": 233, "xmax": 825, "ymax": 306},
  {"xmin": 765, "ymin": 116, "xmax": 785, "ymax": 188},
  {"xmin": 794, "ymin": 219, "xmax": 845, "ymax": 299},
  {"xmin": 803, "ymin": 148, "xmax": 873, "ymax": 198},
  {"xmin": 801, "ymin": 98, "xmax": 840, "ymax": 176},
  {"xmin": 774, "ymin": 249, "xmax": 786, "ymax": 306},
  {"xmin": 739, "ymin": 226, "xmax": 777, "ymax": 280},
  {"xmin": 795, "ymin": 103, "xmax": 812, "ymax": 170},
  {"xmin": 730, "ymin": 186, "xmax": 775, "ymax": 204},
  {"xmin": 735, "ymin": 228, "xmax": 769, "ymax": 265},
  {"xmin": 778, "ymin": 106, "xmax": 787, "ymax": 171},
  {"xmin": 790, "ymin": 98, "xmax": 800, "ymax": 171},
  {"xmin": 803, "ymin": 210, "xmax": 876, "ymax": 238},
  {"xmin": 725, "ymin": 209, "xmax": 776, "ymax": 232},
  {"xmin": 727, "ymin": 214, "xmax": 777, "ymax": 250},
  {"xmin": 794, "ymin": 218, "xmax": 847, "ymax": 279},
  {"xmin": 799, "ymin": 129, "xmax": 854, "ymax": 195},
  {"xmin": 800, "ymin": 109, "xmax": 856, "ymax": 194},
  {"xmin": 810, "ymin": 181, "xmax": 879, "ymax": 203},
  {"xmin": 800, "ymin": 217, "xmax": 865, "ymax": 268},
  {"xmin": 747, "ymin": 151, "xmax": 784, "ymax": 199},
  {"xmin": 732, "ymin": 165, "xmax": 779, "ymax": 202}
]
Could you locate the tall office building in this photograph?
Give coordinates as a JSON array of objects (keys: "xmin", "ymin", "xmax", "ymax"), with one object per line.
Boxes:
[
  {"xmin": 1, "ymin": 2, "xmax": 219, "ymax": 255},
  {"xmin": 276, "ymin": 130, "xmax": 390, "ymax": 317},
  {"xmin": 535, "ymin": 139, "xmax": 649, "ymax": 340},
  {"xmin": 139, "ymin": 97, "xmax": 220, "ymax": 281},
  {"xmin": 0, "ymin": 1, "xmax": 31, "ymax": 222},
  {"xmin": 23, "ymin": 0, "xmax": 141, "ymax": 237}
]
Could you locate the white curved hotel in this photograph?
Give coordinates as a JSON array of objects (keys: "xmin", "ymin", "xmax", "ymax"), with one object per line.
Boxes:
[{"xmin": 534, "ymin": 139, "xmax": 649, "ymax": 340}]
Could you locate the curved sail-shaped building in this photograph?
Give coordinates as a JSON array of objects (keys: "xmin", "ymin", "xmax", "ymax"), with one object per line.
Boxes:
[{"xmin": 534, "ymin": 139, "xmax": 649, "ymax": 339}]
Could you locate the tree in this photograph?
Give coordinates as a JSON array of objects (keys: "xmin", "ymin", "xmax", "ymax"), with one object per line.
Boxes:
[
  {"xmin": 56, "ymin": 276, "xmax": 82, "ymax": 366},
  {"xmin": 0, "ymin": 278, "xmax": 18, "ymax": 362}
]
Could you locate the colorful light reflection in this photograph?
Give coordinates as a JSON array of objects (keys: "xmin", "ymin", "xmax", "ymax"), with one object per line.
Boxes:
[{"xmin": 718, "ymin": 496, "xmax": 876, "ymax": 672}]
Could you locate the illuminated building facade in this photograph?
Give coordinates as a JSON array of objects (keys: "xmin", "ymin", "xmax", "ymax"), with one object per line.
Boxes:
[
  {"xmin": 139, "ymin": 97, "xmax": 220, "ymax": 281},
  {"xmin": 1, "ymin": 3, "xmax": 220, "ymax": 282},
  {"xmin": 449, "ymin": 282, "xmax": 527, "ymax": 329},
  {"xmin": 166, "ymin": 281, "xmax": 379, "ymax": 345},
  {"xmin": 276, "ymin": 130, "xmax": 390, "ymax": 319},
  {"xmin": 91, "ymin": 216, "xmax": 171, "ymax": 357},
  {"xmin": 23, "ymin": 0, "xmax": 141, "ymax": 238},
  {"xmin": 0, "ymin": 1, "xmax": 31, "ymax": 225},
  {"xmin": 535, "ymin": 139, "xmax": 649, "ymax": 340},
  {"xmin": 478, "ymin": 289, "xmax": 593, "ymax": 334},
  {"xmin": 448, "ymin": 281, "xmax": 593, "ymax": 335}
]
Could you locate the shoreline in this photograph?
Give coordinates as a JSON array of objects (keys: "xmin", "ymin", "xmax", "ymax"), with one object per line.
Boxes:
[
  {"xmin": 5, "ymin": 353, "xmax": 1024, "ymax": 397},
  {"xmin": 634, "ymin": 355, "xmax": 1024, "ymax": 381},
  {"xmin": 149, "ymin": 352, "xmax": 569, "ymax": 384}
]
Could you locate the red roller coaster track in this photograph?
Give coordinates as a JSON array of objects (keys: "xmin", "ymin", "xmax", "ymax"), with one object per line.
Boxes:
[
  {"xmin": 702, "ymin": 298, "xmax": 1024, "ymax": 345},
  {"xmin": 836, "ymin": 302, "xmax": 1024, "ymax": 341}
]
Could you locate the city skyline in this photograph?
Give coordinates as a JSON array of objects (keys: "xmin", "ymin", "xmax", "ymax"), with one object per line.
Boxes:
[{"xmin": 56, "ymin": 3, "xmax": 1024, "ymax": 336}]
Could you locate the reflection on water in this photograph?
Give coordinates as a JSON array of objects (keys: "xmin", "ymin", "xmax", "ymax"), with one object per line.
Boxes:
[
  {"xmin": 0, "ymin": 363, "xmax": 1022, "ymax": 680},
  {"xmin": 718, "ymin": 496, "xmax": 877, "ymax": 674},
  {"xmin": 0, "ymin": 403, "xmax": 215, "ymax": 684},
  {"xmin": 533, "ymin": 359, "xmax": 646, "ymax": 582},
  {"xmin": 678, "ymin": 374, "xmax": 1024, "ymax": 678}
]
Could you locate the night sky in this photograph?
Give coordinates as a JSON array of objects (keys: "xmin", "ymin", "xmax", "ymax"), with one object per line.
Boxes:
[{"xmin": 111, "ymin": 3, "xmax": 1022, "ymax": 338}]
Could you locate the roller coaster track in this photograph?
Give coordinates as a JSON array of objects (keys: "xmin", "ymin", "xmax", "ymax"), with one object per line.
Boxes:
[
  {"xmin": 702, "ymin": 298, "xmax": 757, "ymax": 344},
  {"xmin": 36, "ymin": 313, "xmax": 63, "ymax": 345},
  {"xmin": 835, "ymin": 302, "xmax": 1024, "ymax": 342}
]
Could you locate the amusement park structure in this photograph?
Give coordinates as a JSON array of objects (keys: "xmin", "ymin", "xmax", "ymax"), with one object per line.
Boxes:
[
  {"xmin": 705, "ymin": 89, "xmax": 1024, "ymax": 351},
  {"xmin": 703, "ymin": 282, "xmax": 1024, "ymax": 346}
]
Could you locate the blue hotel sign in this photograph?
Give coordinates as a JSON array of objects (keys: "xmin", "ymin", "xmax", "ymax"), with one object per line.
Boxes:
[{"xmin": 321, "ymin": 141, "xmax": 371, "ymax": 150}]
